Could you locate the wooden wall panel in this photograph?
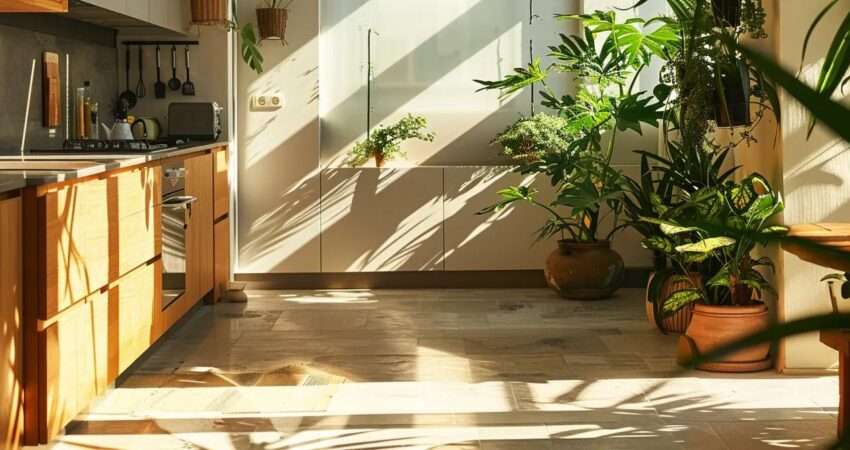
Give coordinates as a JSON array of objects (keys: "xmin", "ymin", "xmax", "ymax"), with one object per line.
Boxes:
[{"xmin": 0, "ymin": 197, "xmax": 22, "ymax": 450}]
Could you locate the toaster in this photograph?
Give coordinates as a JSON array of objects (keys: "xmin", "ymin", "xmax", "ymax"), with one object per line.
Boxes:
[{"xmin": 168, "ymin": 102, "xmax": 223, "ymax": 141}]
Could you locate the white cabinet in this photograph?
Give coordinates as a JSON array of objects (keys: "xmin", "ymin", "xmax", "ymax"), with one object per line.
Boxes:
[
  {"xmin": 124, "ymin": 0, "xmax": 149, "ymax": 23},
  {"xmin": 320, "ymin": 168, "xmax": 445, "ymax": 272},
  {"xmin": 81, "ymin": 0, "xmax": 189, "ymax": 35}
]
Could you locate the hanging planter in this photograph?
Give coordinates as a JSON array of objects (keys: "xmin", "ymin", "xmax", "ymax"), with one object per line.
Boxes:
[
  {"xmin": 256, "ymin": 0, "xmax": 293, "ymax": 41},
  {"xmin": 712, "ymin": 0, "xmax": 741, "ymax": 27},
  {"xmin": 191, "ymin": 0, "xmax": 228, "ymax": 25},
  {"xmin": 257, "ymin": 7, "xmax": 288, "ymax": 41},
  {"xmin": 714, "ymin": 60, "xmax": 752, "ymax": 128}
]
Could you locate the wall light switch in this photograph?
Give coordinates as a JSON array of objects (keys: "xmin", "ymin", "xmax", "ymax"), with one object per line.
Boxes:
[{"xmin": 251, "ymin": 94, "xmax": 284, "ymax": 111}]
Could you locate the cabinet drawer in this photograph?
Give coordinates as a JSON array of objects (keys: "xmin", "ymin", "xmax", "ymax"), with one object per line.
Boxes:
[
  {"xmin": 42, "ymin": 260, "xmax": 161, "ymax": 442},
  {"xmin": 43, "ymin": 167, "xmax": 160, "ymax": 318},
  {"xmin": 214, "ymin": 147, "xmax": 229, "ymax": 219},
  {"xmin": 42, "ymin": 289, "xmax": 109, "ymax": 441}
]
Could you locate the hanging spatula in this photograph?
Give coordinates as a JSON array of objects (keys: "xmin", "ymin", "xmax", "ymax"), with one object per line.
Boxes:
[{"xmin": 182, "ymin": 46, "xmax": 195, "ymax": 96}]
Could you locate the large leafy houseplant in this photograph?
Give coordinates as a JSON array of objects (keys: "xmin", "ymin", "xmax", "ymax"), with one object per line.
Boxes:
[{"xmin": 476, "ymin": 11, "xmax": 676, "ymax": 243}]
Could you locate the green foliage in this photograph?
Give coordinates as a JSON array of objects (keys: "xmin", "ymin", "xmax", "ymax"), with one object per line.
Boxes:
[
  {"xmin": 641, "ymin": 174, "xmax": 786, "ymax": 308},
  {"xmin": 476, "ymin": 11, "xmax": 672, "ymax": 243},
  {"xmin": 239, "ymin": 24, "xmax": 264, "ymax": 74},
  {"xmin": 349, "ymin": 114, "xmax": 435, "ymax": 167},
  {"xmin": 493, "ymin": 114, "xmax": 573, "ymax": 161}
]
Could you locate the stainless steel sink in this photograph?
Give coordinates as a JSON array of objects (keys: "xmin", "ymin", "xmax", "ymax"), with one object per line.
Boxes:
[{"xmin": 0, "ymin": 160, "xmax": 101, "ymax": 171}]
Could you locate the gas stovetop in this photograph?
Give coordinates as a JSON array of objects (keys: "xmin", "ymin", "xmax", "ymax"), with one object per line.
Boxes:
[{"xmin": 30, "ymin": 139, "xmax": 189, "ymax": 154}]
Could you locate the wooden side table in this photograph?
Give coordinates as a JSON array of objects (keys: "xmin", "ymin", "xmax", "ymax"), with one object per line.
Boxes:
[{"xmin": 785, "ymin": 223, "xmax": 850, "ymax": 437}]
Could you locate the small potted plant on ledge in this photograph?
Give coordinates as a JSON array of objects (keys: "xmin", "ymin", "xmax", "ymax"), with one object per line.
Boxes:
[
  {"xmin": 348, "ymin": 114, "xmax": 435, "ymax": 168},
  {"xmin": 642, "ymin": 174, "xmax": 787, "ymax": 372},
  {"xmin": 493, "ymin": 113, "xmax": 573, "ymax": 163},
  {"xmin": 256, "ymin": 0, "xmax": 294, "ymax": 41}
]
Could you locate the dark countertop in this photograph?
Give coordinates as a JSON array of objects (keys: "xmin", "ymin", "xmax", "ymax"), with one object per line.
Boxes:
[{"xmin": 0, "ymin": 141, "xmax": 227, "ymax": 195}]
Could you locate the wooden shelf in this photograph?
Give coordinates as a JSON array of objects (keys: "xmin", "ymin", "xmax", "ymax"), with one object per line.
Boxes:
[{"xmin": 784, "ymin": 223, "xmax": 850, "ymax": 272}]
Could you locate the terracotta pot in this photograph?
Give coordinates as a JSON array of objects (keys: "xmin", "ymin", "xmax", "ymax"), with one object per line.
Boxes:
[
  {"xmin": 544, "ymin": 240, "xmax": 624, "ymax": 300},
  {"xmin": 257, "ymin": 8, "xmax": 288, "ymax": 40},
  {"xmin": 191, "ymin": 0, "xmax": 228, "ymax": 25},
  {"xmin": 374, "ymin": 153, "xmax": 386, "ymax": 168},
  {"xmin": 645, "ymin": 272, "xmax": 700, "ymax": 334},
  {"xmin": 677, "ymin": 303, "xmax": 772, "ymax": 372}
]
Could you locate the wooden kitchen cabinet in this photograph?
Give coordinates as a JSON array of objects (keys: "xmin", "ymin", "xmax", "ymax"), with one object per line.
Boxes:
[
  {"xmin": 41, "ymin": 260, "xmax": 161, "ymax": 442},
  {"xmin": 214, "ymin": 216, "xmax": 230, "ymax": 301},
  {"xmin": 214, "ymin": 147, "xmax": 229, "ymax": 220},
  {"xmin": 186, "ymin": 153, "xmax": 214, "ymax": 301},
  {"xmin": 41, "ymin": 166, "xmax": 160, "ymax": 319},
  {"xmin": 0, "ymin": 0, "xmax": 68, "ymax": 12},
  {"xmin": 0, "ymin": 197, "xmax": 22, "ymax": 450}
]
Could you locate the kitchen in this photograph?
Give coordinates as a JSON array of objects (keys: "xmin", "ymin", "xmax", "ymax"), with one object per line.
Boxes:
[
  {"xmin": 0, "ymin": 1, "xmax": 234, "ymax": 447},
  {"xmin": 1, "ymin": 1, "xmax": 849, "ymax": 449}
]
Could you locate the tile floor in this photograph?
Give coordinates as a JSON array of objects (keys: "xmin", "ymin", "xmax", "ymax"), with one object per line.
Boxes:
[{"xmin": 42, "ymin": 289, "xmax": 839, "ymax": 449}]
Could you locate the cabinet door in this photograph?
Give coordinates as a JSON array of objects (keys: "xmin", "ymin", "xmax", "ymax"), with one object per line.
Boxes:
[
  {"xmin": 0, "ymin": 198, "xmax": 22, "ymax": 450},
  {"xmin": 214, "ymin": 216, "xmax": 230, "ymax": 302},
  {"xmin": 124, "ymin": 0, "xmax": 149, "ymax": 22},
  {"xmin": 185, "ymin": 153, "xmax": 214, "ymax": 303},
  {"xmin": 213, "ymin": 147, "xmax": 229, "ymax": 220},
  {"xmin": 0, "ymin": 0, "xmax": 68, "ymax": 12}
]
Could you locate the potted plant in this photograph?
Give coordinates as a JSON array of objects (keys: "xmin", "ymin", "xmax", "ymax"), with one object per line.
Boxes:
[
  {"xmin": 256, "ymin": 0, "xmax": 293, "ymax": 41},
  {"xmin": 475, "ymin": 11, "xmax": 675, "ymax": 300},
  {"xmin": 191, "ymin": 0, "xmax": 228, "ymax": 25},
  {"xmin": 349, "ymin": 114, "xmax": 435, "ymax": 168},
  {"xmin": 492, "ymin": 113, "xmax": 573, "ymax": 163},
  {"xmin": 642, "ymin": 174, "xmax": 787, "ymax": 371}
]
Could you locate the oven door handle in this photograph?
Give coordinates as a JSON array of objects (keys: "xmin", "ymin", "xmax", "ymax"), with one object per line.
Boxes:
[{"xmin": 162, "ymin": 195, "xmax": 198, "ymax": 211}]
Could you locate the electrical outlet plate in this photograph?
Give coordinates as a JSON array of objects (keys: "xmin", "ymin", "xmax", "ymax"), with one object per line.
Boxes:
[{"xmin": 251, "ymin": 94, "xmax": 283, "ymax": 111}]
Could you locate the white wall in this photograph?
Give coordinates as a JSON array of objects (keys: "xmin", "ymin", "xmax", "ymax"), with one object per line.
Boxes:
[
  {"xmin": 777, "ymin": 0, "xmax": 850, "ymax": 371},
  {"xmin": 235, "ymin": 0, "xmax": 663, "ymax": 274}
]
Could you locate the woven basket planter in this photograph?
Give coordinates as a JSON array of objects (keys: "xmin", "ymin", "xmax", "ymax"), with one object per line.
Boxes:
[
  {"xmin": 257, "ymin": 8, "xmax": 288, "ymax": 40},
  {"xmin": 645, "ymin": 271, "xmax": 700, "ymax": 334},
  {"xmin": 191, "ymin": 0, "xmax": 228, "ymax": 25}
]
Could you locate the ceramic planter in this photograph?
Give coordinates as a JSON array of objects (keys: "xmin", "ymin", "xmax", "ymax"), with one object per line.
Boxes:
[
  {"xmin": 645, "ymin": 271, "xmax": 700, "ymax": 334},
  {"xmin": 677, "ymin": 303, "xmax": 772, "ymax": 372},
  {"xmin": 257, "ymin": 8, "xmax": 288, "ymax": 41},
  {"xmin": 544, "ymin": 240, "xmax": 624, "ymax": 300},
  {"xmin": 191, "ymin": 0, "xmax": 228, "ymax": 25},
  {"xmin": 374, "ymin": 153, "xmax": 386, "ymax": 168}
]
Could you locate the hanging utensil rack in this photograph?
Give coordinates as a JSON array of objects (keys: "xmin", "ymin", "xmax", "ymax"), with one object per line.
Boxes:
[{"xmin": 121, "ymin": 40, "xmax": 200, "ymax": 46}]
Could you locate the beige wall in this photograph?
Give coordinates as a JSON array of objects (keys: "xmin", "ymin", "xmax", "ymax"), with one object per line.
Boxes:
[
  {"xmin": 777, "ymin": 0, "xmax": 850, "ymax": 371},
  {"xmin": 234, "ymin": 0, "xmax": 661, "ymax": 274}
]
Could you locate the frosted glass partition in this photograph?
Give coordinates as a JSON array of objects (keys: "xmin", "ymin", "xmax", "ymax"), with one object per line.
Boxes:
[{"xmin": 320, "ymin": 0, "xmax": 579, "ymax": 167}]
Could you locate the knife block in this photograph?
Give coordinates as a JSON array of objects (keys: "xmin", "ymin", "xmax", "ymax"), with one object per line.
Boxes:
[{"xmin": 42, "ymin": 52, "xmax": 60, "ymax": 129}]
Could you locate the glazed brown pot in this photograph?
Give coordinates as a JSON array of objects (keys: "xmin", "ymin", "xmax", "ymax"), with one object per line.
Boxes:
[
  {"xmin": 677, "ymin": 303, "xmax": 772, "ymax": 373},
  {"xmin": 545, "ymin": 240, "xmax": 624, "ymax": 300},
  {"xmin": 374, "ymin": 153, "xmax": 386, "ymax": 168},
  {"xmin": 257, "ymin": 8, "xmax": 288, "ymax": 40},
  {"xmin": 645, "ymin": 272, "xmax": 700, "ymax": 334},
  {"xmin": 191, "ymin": 0, "xmax": 228, "ymax": 25}
]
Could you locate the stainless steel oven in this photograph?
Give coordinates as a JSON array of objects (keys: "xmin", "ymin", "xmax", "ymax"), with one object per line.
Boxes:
[{"xmin": 161, "ymin": 161, "xmax": 197, "ymax": 310}]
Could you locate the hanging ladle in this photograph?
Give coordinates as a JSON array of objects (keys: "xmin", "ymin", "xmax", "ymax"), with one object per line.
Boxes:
[{"xmin": 118, "ymin": 45, "xmax": 137, "ymax": 109}]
